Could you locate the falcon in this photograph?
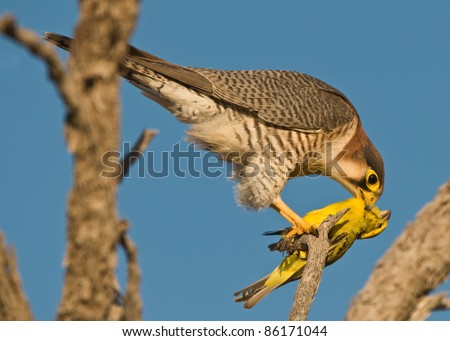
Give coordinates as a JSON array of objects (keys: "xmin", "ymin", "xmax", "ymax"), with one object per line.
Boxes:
[{"xmin": 45, "ymin": 33, "xmax": 385, "ymax": 236}]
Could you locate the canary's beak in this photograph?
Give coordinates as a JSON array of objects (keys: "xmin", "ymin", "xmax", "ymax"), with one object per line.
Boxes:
[
  {"xmin": 359, "ymin": 208, "xmax": 391, "ymax": 239},
  {"xmin": 379, "ymin": 209, "xmax": 391, "ymax": 221}
]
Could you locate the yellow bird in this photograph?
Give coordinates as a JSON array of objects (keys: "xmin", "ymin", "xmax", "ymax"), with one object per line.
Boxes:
[{"xmin": 234, "ymin": 197, "xmax": 391, "ymax": 308}]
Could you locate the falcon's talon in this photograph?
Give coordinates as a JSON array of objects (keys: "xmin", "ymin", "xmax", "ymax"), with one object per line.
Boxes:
[{"xmin": 284, "ymin": 221, "xmax": 316, "ymax": 239}]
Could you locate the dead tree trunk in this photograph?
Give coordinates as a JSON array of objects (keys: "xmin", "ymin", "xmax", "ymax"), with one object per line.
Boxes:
[{"xmin": 56, "ymin": 0, "xmax": 140, "ymax": 320}]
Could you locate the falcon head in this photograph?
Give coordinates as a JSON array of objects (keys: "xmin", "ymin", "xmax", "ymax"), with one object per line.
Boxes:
[{"xmin": 332, "ymin": 127, "xmax": 385, "ymax": 209}]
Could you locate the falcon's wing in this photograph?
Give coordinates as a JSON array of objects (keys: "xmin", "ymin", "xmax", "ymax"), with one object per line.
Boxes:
[
  {"xmin": 191, "ymin": 68, "xmax": 357, "ymax": 132},
  {"xmin": 128, "ymin": 46, "xmax": 357, "ymax": 132}
]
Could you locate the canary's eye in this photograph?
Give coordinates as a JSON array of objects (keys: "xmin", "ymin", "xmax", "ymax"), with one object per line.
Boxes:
[{"xmin": 365, "ymin": 169, "xmax": 380, "ymax": 191}]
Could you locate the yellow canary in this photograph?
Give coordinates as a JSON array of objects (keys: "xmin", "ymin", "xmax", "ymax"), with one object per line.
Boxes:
[{"xmin": 234, "ymin": 197, "xmax": 391, "ymax": 308}]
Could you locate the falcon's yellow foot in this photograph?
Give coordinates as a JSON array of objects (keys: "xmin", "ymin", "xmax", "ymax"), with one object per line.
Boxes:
[
  {"xmin": 285, "ymin": 222, "xmax": 318, "ymax": 239},
  {"xmin": 270, "ymin": 196, "xmax": 318, "ymax": 237}
]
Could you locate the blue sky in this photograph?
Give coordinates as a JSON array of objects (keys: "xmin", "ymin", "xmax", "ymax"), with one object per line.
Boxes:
[{"xmin": 1, "ymin": 1, "xmax": 449, "ymax": 321}]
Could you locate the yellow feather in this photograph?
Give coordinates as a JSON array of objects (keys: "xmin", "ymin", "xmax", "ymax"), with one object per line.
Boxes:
[{"xmin": 234, "ymin": 197, "xmax": 390, "ymax": 308}]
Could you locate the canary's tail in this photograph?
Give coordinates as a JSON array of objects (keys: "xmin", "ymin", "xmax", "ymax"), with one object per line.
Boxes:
[
  {"xmin": 234, "ymin": 275, "xmax": 280, "ymax": 309},
  {"xmin": 235, "ymin": 251, "xmax": 307, "ymax": 308}
]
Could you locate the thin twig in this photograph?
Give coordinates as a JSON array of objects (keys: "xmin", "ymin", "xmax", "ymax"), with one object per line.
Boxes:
[
  {"xmin": 118, "ymin": 129, "xmax": 158, "ymax": 183},
  {"xmin": 409, "ymin": 292, "xmax": 450, "ymax": 321},
  {"xmin": 288, "ymin": 208, "xmax": 350, "ymax": 321},
  {"xmin": 0, "ymin": 231, "xmax": 33, "ymax": 320},
  {"xmin": 437, "ymin": 297, "xmax": 450, "ymax": 310},
  {"xmin": 118, "ymin": 220, "xmax": 142, "ymax": 320},
  {"xmin": 0, "ymin": 14, "xmax": 74, "ymax": 110}
]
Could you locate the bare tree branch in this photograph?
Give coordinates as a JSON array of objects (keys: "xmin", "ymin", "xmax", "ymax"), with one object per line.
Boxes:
[
  {"xmin": 409, "ymin": 292, "xmax": 450, "ymax": 321},
  {"xmin": 119, "ymin": 128, "xmax": 158, "ymax": 183},
  {"xmin": 0, "ymin": 14, "xmax": 75, "ymax": 111},
  {"xmin": 118, "ymin": 220, "xmax": 142, "ymax": 320},
  {"xmin": 288, "ymin": 209, "xmax": 350, "ymax": 321},
  {"xmin": 437, "ymin": 297, "xmax": 450, "ymax": 311},
  {"xmin": 0, "ymin": 231, "xmax": 33, "ymax": 321},
  {"xmin": 346, "ymin": 178, "xmax": 450, "ymax": 320}
]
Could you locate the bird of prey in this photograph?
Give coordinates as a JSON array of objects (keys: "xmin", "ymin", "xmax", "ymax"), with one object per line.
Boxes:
[
  {"xmin": 44, "ymin": 33, "xmax": 385, "ymax": 236},
  {"xmin": 234, "ymin": 197, "xmax": 391, "ymax": 308}
]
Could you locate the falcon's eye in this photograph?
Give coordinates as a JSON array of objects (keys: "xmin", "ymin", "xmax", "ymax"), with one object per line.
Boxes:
[
  {"xmin": 365, "ymin": 169, "xmax": 380, "ymax": 191},
  {"xmin": 368, "ymin": 174, "xmax": 378, "ymax": 185}
]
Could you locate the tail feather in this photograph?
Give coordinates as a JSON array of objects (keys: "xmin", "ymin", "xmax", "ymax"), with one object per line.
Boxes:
[
  {"xmin": 263, "ymin": 227, "xmax": 292, "ymax": 236},
  {"xmin": 242, "ymin": 286, "xmax": 278, "ymax": 309},
  {"xmin": 44, "ymin": 32, "xmax": 165, "ymax": 62},
  {"xmin": 234, "ymin": 275, "xmax": 269, "ymax": 301},
  {"xmin": 44, "ymin": 32, "xmax": 72, "ymax": 52},
  {"xmin": 44, "ymin": 32, "xmax": 214, "ymax": 97},
  {"xmin": 234, "ymin": 274, "xmax": 276, "ymax": 308}
]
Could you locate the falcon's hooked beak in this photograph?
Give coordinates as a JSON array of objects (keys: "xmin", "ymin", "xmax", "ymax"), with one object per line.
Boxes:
[
  {"xmin": 333, "ymin": 171, "xmax": 384, "ymax": 209},
  {"xmin": 357, "ymin": 187, "xmax": 380, "ymax": 209}
]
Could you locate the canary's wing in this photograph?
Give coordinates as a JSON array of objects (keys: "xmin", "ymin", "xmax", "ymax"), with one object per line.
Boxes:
[
  {"xmin": 263, "ymin": 197, "xmax": 364, "ymax": 258},
  {"xmin": 264, "ymin": 252, "xmax": 307, "ymax": 287},
  {"xmin": 303, "ymin": 197, "xmax": 365, "ymax": 227},
  {"xmin": 264, "ymin": 197, "xmax": 363, "ymax": 250},
  {"xmin": 325, "ymin": 232, "xmax": 357, "ymax": 266}
]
